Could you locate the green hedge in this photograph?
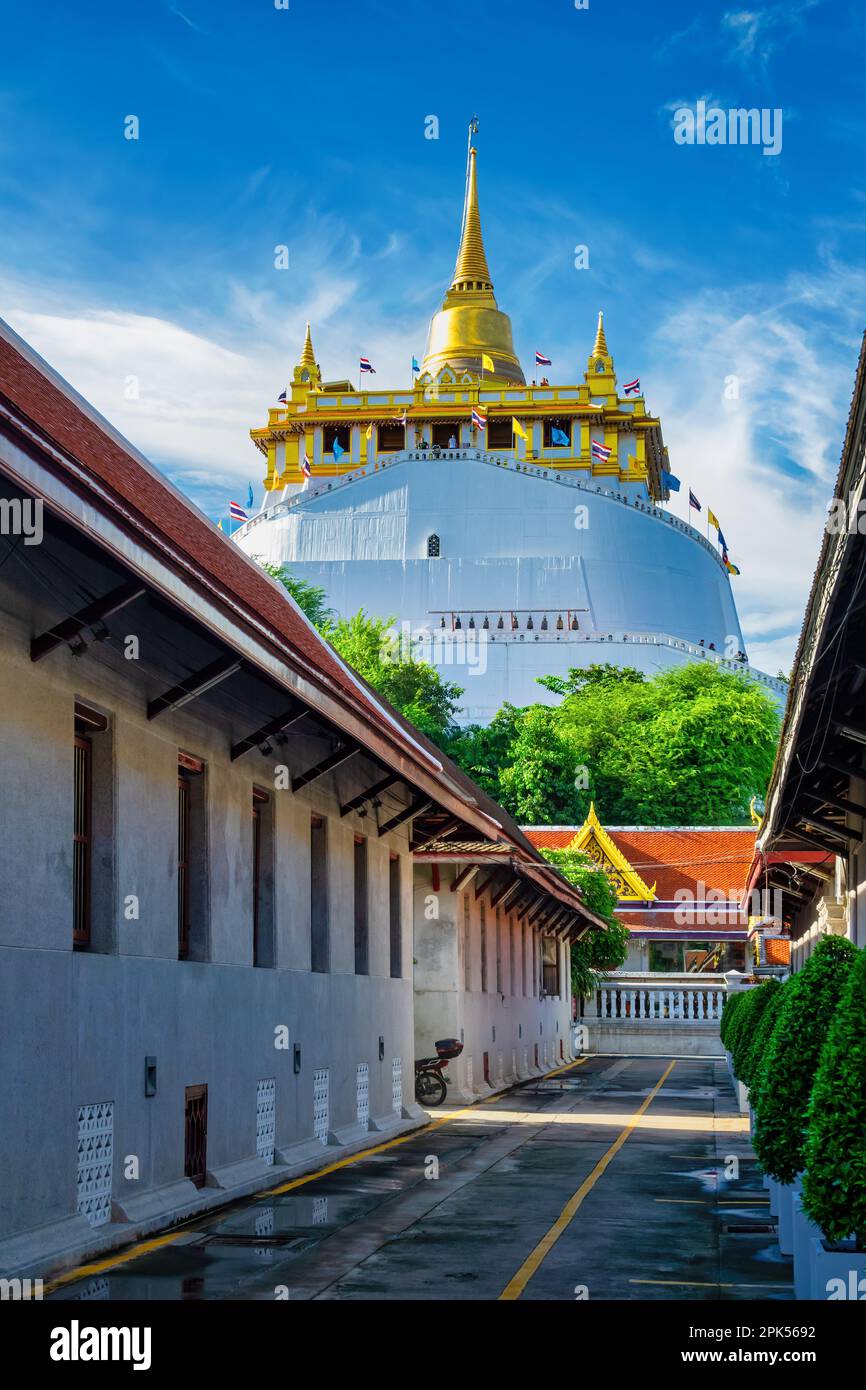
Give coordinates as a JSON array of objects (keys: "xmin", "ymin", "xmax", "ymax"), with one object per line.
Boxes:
[
  {"xmin": 726, "ymin": 986, "xmax": 775, "ymax": 1082},
  {"xmin": 753, "ymin": 936, "xmax": 858, "ymax": 1184},
  {"xmin": 802, "ymin": 946, "xmax": 866, "ymax": 1246},
  {"xmin": 719, "ymin": 990, "xmax": 745, "ymax": 1048},
  {"xmin": 742, "ymin": 981, "xmax": 789, "ymax": 1112},
  {"xmin": 736, "ymin": 978, "xmax": 783, "ymax": 1089}
]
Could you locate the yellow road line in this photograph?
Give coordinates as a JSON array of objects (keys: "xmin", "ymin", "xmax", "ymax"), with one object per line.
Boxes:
[
  {"xmin": 631, "ymin": 1278, "xmax": 792, "ymax": 1290},
  {"xmin": 44, "ymin": 1056, "xmax": 590, "ymax": 1294},
  {"xmin": 499, "ymin": 1059, "xmax": 676, "ymax": 1301}
]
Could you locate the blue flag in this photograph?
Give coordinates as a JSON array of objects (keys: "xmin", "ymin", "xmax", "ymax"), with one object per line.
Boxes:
[
  {"xmin": 661, "ymin": 470, "xmax": 681, "ymax": 492},
  {"xmin": 551, "ymin": 428, "xmax": 570, "ymax": 446},
  {"xmin": 717, "ymin": 527, "xmax": 728, "ymax": 550},
  {"xmin": 412, "ymin": 356, "xmax": 420, "ymax": 374},
  {"xmin": 246, "ymin": 483, "xmax": 254, "ymax": 509},
  {"xmin": 332, "ymin": 438, "xmax": 345, "ymax": 461}
]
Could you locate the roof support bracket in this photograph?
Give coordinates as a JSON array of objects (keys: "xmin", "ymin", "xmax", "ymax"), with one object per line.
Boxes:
[
  {"xmin": 147, "ymin": 655, "xmax": 242, "ymax": 720},
  {"xmin": 292, "ymin": 745, "xmax": 358, "ymax": 793},
  {"xmin": 230, "ymin": 707, "xmax": 306, "ymax": 761},
  {"xmin": 30, "ymin": 580, "xmax": 146, "ymax": 661},
  {"xmin": 378, "ymin": 797, "xmax": 433, "ymax": 838},
  {"xmin": 340, "ymin": 772, "xmax": 401, "ymax": 817}
]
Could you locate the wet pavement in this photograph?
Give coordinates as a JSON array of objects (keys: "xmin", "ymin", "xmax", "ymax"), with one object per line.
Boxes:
[{"xmin": 49, "ymin": 1056, "xmax": 794, "ymax": 1301}]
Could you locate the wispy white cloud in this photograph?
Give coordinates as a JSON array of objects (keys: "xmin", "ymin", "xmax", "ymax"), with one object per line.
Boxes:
[{"xmin": 721, "ymin": 1, "xmax": 821, "ymax": 69}]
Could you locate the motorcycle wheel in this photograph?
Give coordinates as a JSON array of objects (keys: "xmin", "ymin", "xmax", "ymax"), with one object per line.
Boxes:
[{"xmin": 415, "ymin": 1069, "xmax": 447, "ymax": 1108}]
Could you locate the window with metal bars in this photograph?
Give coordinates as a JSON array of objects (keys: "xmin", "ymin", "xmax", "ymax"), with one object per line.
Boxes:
[
  {"xmin": 354, "ymin": 835, "xmax": 369, "ymax": 975},
  {"xmin": 177, "ymin": 774, "xmax": 191, "ymax": 959},
  {"xmin": 310, "ymin": 813, "xmax": 329, "ymax": 972},
  {"xmin": 177, "ymin": 752, "xmax": 204, "ymax": 961},
  {"xmin": 389, "ymin": 853, "xmax": 402, "ymax": 979},
  {"xmin": 184, "ymin": 1084, "xmax": 208, "ymax": 1189},
  {"xmin": 542, "ymin": 936, "xmax": 559, "ymax": 997},
  {"xmin": 73, "ymin": 735, "xmax": 92, "ymax": 946},
  {"xmin": 73, "ymin": 702, "xmax": 108, "ymax": 949},
  {"xmin": 480, "ymin": 901, "xmax": 488, "ymax": 992}
]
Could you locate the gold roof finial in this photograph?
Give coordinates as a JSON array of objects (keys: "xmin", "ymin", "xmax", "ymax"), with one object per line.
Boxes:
[
  {"xmin": 592, "ymin": 311, "xmax": 609, "ymax": 358},
  {"xmin": 299, "ymin": 322, "xmax": 317, "ymax": 372},
  {"xmin": 451, "ymin": 148, "xmax": 493, "ymax": 290}
]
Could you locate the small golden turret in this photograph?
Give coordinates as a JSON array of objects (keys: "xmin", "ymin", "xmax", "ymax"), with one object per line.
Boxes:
[{"xmin": 592, "ymin": 311, "xmax": 609, "ymax": 359}]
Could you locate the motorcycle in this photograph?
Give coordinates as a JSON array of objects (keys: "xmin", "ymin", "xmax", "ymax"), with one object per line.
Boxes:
[{"xmin": 414, "ymin": 1037, "xmax": 463, "ymax": 1107}]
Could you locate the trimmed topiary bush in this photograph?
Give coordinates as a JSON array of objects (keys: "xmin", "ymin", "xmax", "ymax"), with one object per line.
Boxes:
[
  {"xmin": 802, "ymin": 946, "xmax": 866, "ymax": 1247},
  {"xmin": 720, "ymin": 990, "xmax": 746, "ymax": 1049},
  {"xmin": 753, "ymin": 936, "xmax": 859, "ymax": 1184},
  {"xmin": 736, "ymin": 977, "xmax": 782, "ymax": 1089},
  {"xmin": 742, "ymin": 980, "xmax": 789, "ymax": 1112},
  {"xmin": 726, "ymin": 987, "xmax": 766, "ymax": 1080}
]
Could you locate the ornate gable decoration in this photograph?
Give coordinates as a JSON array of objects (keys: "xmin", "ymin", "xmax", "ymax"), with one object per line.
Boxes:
[{"xmin": 568, "ymin": 803, "xmax": 656, "ymax": 902}]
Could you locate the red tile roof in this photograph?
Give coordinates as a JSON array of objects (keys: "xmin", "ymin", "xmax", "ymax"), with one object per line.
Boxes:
[{"xmin": 524, "ymin": 826, "xmax": 757, "ymax": 900}]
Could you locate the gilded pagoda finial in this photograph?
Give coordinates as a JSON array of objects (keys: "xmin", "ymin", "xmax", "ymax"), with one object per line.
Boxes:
[
  {"xmin": 300, "ymin": 322, "xmax": 317, "ymax": 372},
  {"xmin": 451, "ymin": 149, "xmax": 493, "ymax": 291},
  {"xmin": 592, "ymin": 311, "xmax": 609, "ymax": 359}
]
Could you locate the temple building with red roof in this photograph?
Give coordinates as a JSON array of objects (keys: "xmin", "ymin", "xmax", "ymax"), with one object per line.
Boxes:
[{"xmin": 525, "ymin": 805, "xmax": 764, "ymax": 973}]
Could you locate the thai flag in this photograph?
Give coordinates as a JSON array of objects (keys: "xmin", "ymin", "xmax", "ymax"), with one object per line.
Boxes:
[
  {"xmin": 689, "ymin": 489, "xmax": 701, "ymax": 511},
  {"xmin": 535, "ymin": 351, "xmax": 552, "ymax": 367},
  {"xmin": 471, "ymin": 406, "xmax": 486, "ymax": 431},
  {"xmin": 623, "ymin": 378, "xmax": 641, "ymax": 395},
  {"xmin": 301, "ymin": 454, "xmax": 312, "ymax": 479},
  {"xmin": 277, "ymin": 389, "xmax": 287, "ymax": 403},
  {"xmin": 591, "ymin": 439, "xmax": 612, "ymax": 462},
  {"xmin": 360, "ymin": 357, "xmax": 376, "ymax": 374},
  {"xmin": 229, "ymin": 501, "xmax": 248, "ymax": 523}
]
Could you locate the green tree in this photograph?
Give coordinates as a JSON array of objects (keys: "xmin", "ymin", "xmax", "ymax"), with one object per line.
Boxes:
[
  {"xmin": 538, "ymin": 847, "xmax": 629, "ymax": 998},
  {"xmin": 446, "ymin": 662, "xmax": 780, "ymax": 826},
  {"xmin": 258, "ymin": 563, "xmax": 463, "ymax": 744},
  {"xmin": 257, "ymin": 561, "xmax": 335, "ymax": 627}
]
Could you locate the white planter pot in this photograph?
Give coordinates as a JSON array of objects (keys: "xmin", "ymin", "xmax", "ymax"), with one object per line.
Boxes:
[
  {"xmin": 777, "ymin": 1181, "xmax": 796, "ymax": 1257},
  {"xmin": 768, "ymin": 1177, "xmax": 779, "ymax": 1217},
  {"xmin": 808, "ymin": 1236, "xmax": 866, "ymax": 1301},
  {"xmin": 793, "ymin": 1193, "xmax": 821, "ymax": 1301}
]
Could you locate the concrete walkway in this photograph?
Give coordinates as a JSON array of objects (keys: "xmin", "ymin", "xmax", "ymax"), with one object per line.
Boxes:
[{"xmin": 47, "ymin": 1056, "xmax": 793, "ymax": 1301}]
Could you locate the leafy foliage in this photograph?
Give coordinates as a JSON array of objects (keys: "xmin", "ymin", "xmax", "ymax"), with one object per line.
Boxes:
[
  {"xmin": 802, "ymin": 946, "xmax": 866, "ymax": 1246},
  {"xmin": 753, "ymin": 936, "xmax": 859, "ymax": 1184},
  {"xmin": 742, "ymin": 982, "xmax": 789, "ymax": 1111},
  {"xmin": 719, "ymin": 990, "xmax": 745, "ymax": 1049},
  {"xmin": 733, "ymin": 978, "xmax": 782, "ymax": 1087},
  {"xmin": 538, "ymin": 847, "xmax": 628, "ymax": 998},
  {"xmin": 448, "ymin": 663, "xmax": 780, "ymax": 826},
  {"xmin": 259, "ymin": 562, "xmax": 463, "ymax": 743},
  {"xmin": 725, "ymin": 987, "xmax": 765, "ymax": 1079}
]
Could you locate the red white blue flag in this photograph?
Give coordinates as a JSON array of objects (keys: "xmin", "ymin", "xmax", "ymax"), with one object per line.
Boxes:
[
  {"xmin": 535, "ymin": 351, "xmax": 552, "ymax": 367},
  {"xmin": 623, "ymin": 378, "xmax": 641, "ymax": 396},
  {"xmin": 277, "ymin": 389, "xmax": 287, "ymax": 403},
  {"xmin": 689, "ymin": 489, "xmax": 701, "ymax": 511},
  {"xmin": 229, "ymin": 501, "xmax": 248, "ymax": 523},
  {"xmin": 360, "ymin": 357, "xmax": 376, "ymax": 374},
  {"xmin": 591, "ymin": 439, "xmax": 612, "ymax": 462},
  {"xmin": 301, "ymin": 454, "xmax": 312, "ymax": 479},
  {"xmin": 471, "ymin": 406, "xmax": 487, "ymax": 431}
]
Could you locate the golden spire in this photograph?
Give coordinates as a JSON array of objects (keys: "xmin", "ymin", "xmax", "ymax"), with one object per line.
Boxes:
[
  {"xmin": 420, "ymin": 137, "xmax": 524, "ymax": 385},
  {"xmin": 451, "ymin": 149, "xmax": 492, "ymax": 291},
  {"xmin": 299, "ymin": 322, "xmax": 316, "ymax": 372},
  {"xmin": 592, "ymin": 311, "xmax": 608, "ymax": 359}
]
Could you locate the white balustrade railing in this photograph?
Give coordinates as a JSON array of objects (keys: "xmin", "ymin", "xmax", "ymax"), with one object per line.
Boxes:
[{"xmin": 592, "ymin": 974, "xmax": 726, "ymax": 1024}]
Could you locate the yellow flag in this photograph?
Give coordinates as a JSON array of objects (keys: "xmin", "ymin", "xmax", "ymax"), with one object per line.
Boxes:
[
  {"xmin": 217, "ymin": 519, "xmax": 224, "ymax": 531},
  {"xmin": 482, "ymin": 353, "xmax": 495, "ymax": 373},
  {"xmin": 707, "ymin": 508, "xmax": 719, "ymax": 530},
  {"xmin": 365, "ymin": 422, "xmax": 374, "ymax": 440},
  {"xmin": 512, "ymin": 417, "xmax": 527, "ymax": 442}
]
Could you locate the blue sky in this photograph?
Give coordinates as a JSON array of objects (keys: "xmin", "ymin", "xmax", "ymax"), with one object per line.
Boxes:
[{"xmin": 2, "ymin": 0, "xmax": 865, "ymax": 673}]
